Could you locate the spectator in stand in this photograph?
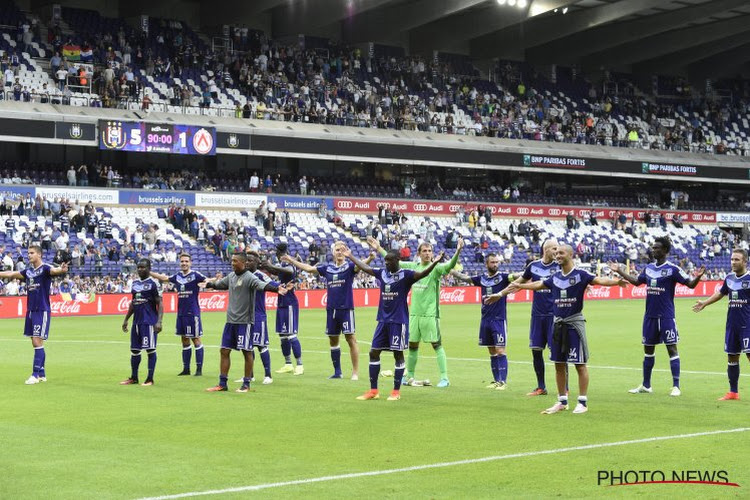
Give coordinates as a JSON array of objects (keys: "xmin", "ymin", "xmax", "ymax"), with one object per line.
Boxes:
[
  {"xmin": 249, "ymin": 172, "xmax": 260, "ymax": 192},
  {"xmin": 67, "ymin": 165, "xmax": 76, "ymax": 186}
]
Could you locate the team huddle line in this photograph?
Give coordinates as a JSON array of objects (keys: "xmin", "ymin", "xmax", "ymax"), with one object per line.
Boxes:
[{"xmin": 4, "ymin": 236, "xmax": 748, "ymax": 411}]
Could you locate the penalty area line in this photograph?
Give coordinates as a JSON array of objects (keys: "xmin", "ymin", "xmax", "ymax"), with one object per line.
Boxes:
[{"xmin": 136, "ymin": 427, "xmax": 750, "ymax": 500}]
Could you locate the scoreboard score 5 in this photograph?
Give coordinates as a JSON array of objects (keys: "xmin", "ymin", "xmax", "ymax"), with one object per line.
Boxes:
[{"xmin": 99, "ymin": 120, "xmax": 216, "ymax": 156}]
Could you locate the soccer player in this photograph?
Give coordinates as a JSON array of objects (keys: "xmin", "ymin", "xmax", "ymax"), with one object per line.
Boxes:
[
  {"xmin": 282, "ymin": 241, "xmax": 375, "ymax": 380},
  {"xmin": 0, "ymin": 244, "xmax": 68, "ymax": 384},
  {"xmin": 367, "ymin": 235, "xmax": 464, "ymax": 388},
  {"xmin": 345, "ymin": 247, "xmax": 443, "ymax": 401},
  {"xmin": 513, "ymin": 238, "xmax": 560, "ymax": 396},
  {"xmin": 246, "ymin": 250, "xmax": 286, "ymax": 385},
  {"xmin": 693, "ymin": 248, "xmax": 750, "ymax": 401},
  {"xmin": 501, "ymin": 245, "xmax": 626, "ymax": 414},
  {"xmin": 150, "ymin": 253, "xmax": 207, "ymax": 376},
  {"xmin": 121, "ymin": 259, "xmax": 163, "ymax": 386},
  {"xmin": 609, "ymin": 236, "xmax": 705, "ymax": 396},
  {"xmin": 203, "ymin": 252, "xmax": 287, "ymax": 393},
  {"xmin": 451, "ymin": 253, "xmax": 513, "ymax": 389},
  {"xmin": 261, "ymin": 243, "xmax": 303, "ymax": 375}
]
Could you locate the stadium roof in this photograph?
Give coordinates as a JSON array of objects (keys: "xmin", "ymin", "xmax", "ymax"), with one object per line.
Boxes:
[{"xmin": 236, "ymin": 0, "xmax": 750, "ymax": 76}]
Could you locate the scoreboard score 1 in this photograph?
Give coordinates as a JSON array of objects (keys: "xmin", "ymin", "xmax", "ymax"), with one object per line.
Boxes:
[{"xmin": 99, "ymin": 120, "xmax": 216, "ymax": 156}]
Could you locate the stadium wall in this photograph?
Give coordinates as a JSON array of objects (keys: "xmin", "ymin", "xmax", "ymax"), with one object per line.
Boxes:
[
  {"xmin": 0, "ymin": 283, "xmax": 724, "ymax": 319},
  {"xmin": 0, "ymin": 184, "xmax": 730, "ymax": 222}
]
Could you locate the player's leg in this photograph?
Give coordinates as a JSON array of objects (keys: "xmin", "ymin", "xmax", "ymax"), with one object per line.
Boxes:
[
  {"xmin": 666, "ymin": 343, "xmax": 680, "ymax": 396},
  {"xmin": 326, "ymin": 309, "xmax": 343, "ymax": 378},
  {"xmin": 179, "ymin": 335, "xmax": 192, "ymax": 376},
  {"xmin": 405, "ymin": 314, "xmax": 421, "ymax": 382},
  {"xmin": 541, "ymin": 362, "xmax": 569, "ymax": 414},
  {"xmin": 431, "ymin": 319, "xmax": 449, "ymax": 387},
  {"xmin": 357, "ymin": 348, "xmax": 382, "ymax": 400},
  {"xmin": 208, "ymin": 324, "xmax": 235, "ymax": 391},
  {"xmin": 390, "ymin": 349, "xmax": 405, "ymax": 400},
  {"xmin": 256, "ymin": 320, "xmax": 272, "ymax": 383},
  {"xmin": 494, "ymin": 320, "xmax": 508, "ymax": 387},
  {"xmin": 329, "ymin": 334, "xmax": 343, "ymax": 379},
  {"xmin": 275, "ymin": 307, "xmax": 294, "ymax": 373},
  {"xmin": 719, "ymin": 327, "xmax": 742, "ymax": 400},
  {"xmin": 142, "ymin": 325, "xmax": 157, "ymax": 385},
  {"xmin": 192, "ymin": 316, "xmax": 204, "ymax": 376},
  {"xmin": 24, "ymin": 311, "xmax": 46, "ymax": 384},
  {"xmin": 237, "ymin": 349, "xmax": 253, "ymax": 392},
  {"xmin": 192, "ymin": 337, "xmax": 204, "ymax": 376},
  {"xmin": 344, "ymin": 333, "xmax": 359, "ymax": 380},
  {"xmin": 528, "ymin": 315, "xmax": 548, "ymax": 396},
  {"xmin": 487, "ymin": 346, "xmax": 500, "ymax": 387},
  {"xmin": 121, "ymin": 324, "xmax": 142, "ymax": 384},
  {"xmin": 359, "ymin": 323, "xmax": 387, "ymax": 399},
  {"xmin": 630, "ymin": 317, "xmax": 656, "ymax": 393},
  {"xmin": 288, "ymin": 306, "xmax": 303, "ymax": 374},
  {"xmin": 572, "ymin": 363, "xmax": 589, "ymax": 414}
]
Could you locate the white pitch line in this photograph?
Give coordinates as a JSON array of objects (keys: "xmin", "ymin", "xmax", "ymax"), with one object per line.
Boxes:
[
  {"xmin": 136, "ymin": 427, "xmax": 750, "ymax": 500},
  {"xmin": 1, "ymin": 338, "xmax": 746, "ymax": 377}
]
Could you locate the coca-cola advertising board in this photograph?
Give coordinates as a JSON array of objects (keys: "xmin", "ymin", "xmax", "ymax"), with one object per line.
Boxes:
[
  {"xmin": 0, "ymin": 283, "xmax": 725, "ymax": 318},
  {"xmin": 332, "ymin": 197, "xmax": 716, "ymax": 224}
]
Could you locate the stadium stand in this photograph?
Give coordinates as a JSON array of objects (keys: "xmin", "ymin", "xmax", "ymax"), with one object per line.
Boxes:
[{"xmin": 0, "ymin": 1, "xmax": 749, "ymax": 156}]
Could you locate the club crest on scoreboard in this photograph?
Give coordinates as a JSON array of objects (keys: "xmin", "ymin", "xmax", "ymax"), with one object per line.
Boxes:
[{"xmin": 101, "ymin": 121, "xmax": 127, "ymax": 149}]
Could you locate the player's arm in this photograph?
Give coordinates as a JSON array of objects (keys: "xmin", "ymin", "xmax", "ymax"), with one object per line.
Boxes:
[
  {"xmin": 414, "ymin": 252, "xmax": 445, "ymax": 281},
  {"xmin": 509, "ymin": 280, "xmax": 548, "ymax": 291},
  {"xmin": 155, "ymin": 295, "xmax": 163, "ymax": 333},
  {"xmin": 122, "ymin": 301, "xmax": 134, "ymax": 333},
  {"xmin": 607, "ymin": 262, "xmax": 640, "ymax": 286},
  {"xmin": 484, "ymin": 284, "xmax": 514, "ymax": 305},
  {"xmin": 591, "ymin": 276, "xmax": 628, "ymax": 287},
  {"xmin": 49, "ymin": 262, "xmax": 68, "ymax": 277},
  {"xmin": 685, "ymin": 266, "xmax": 706, "ymax": 289},
  {"xmin": 693, "ymin": 291, "xmax": 725, "ymax": 312},
  {"xmin": 149, "ymin": 271, "xmax": 170, "ymax": 282},
  {"xmin": 343, "ymin": 247, "xmax": 376, "ymax": 276},
  {"xmin": 437, "ymin": 237, "xmax": 464, "ymax": 273},
  {"xmin": 449, "ymin": 269, "xmax": 473, "ymax": 284},
  {"xmin": 355, "ymin": 251, "xmax": 377, "ymax": 272},
  {"xmin": 280, "ymin": 254, "xmax": 318, "ymax": 274},
  {"xmin": 366, "ymin": 236, "xmax": 387, "ymax": 257},
  {"xmin": 203, "ymin": 276, "xmax": 230, "ymax": 290},
  {"xmin": 260, "ymin": 261, "xmax": 294, "ymax": 278},
  {"xmin": 0, "ymin": 270, "xmax": 23, "ymax": 280}
]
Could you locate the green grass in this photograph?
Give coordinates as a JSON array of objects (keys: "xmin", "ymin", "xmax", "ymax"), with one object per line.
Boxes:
[{"xmin": 2, "ymin": 299, "xmax": 749, "ymax": 499}]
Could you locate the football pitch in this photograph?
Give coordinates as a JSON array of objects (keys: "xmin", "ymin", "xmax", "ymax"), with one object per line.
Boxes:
[{"xmin": 2, "ymin": 299, "xmax": 749, "ymax": 499}]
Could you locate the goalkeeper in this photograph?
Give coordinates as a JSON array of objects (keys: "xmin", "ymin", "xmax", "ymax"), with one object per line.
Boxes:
[{"xmin": 367, "ymin": 236, "xmax": 464, "ymax": 387}]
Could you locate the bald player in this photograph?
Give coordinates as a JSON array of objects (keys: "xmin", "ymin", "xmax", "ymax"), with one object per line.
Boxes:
[
  {"xmin": 502, "ymin": 245, "xmax": 627, "ymax": 414},
  {"xmin": 513, "ymin": 239, "xmax": 560, "ymax": 396}
]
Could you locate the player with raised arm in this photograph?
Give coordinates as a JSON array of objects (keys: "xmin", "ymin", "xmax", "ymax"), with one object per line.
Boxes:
[
  {"xmin": 262, "ymin": 243, "xmax": 303, "ymax": 375},
  {"xmin": 246, "ymin": 250, "xmax": 288, "ymax": 385},
  {"xmin": 120, "ymin": 259, "xmax": 163, "ymax": 386},
  {"xmin": 150, "ymin": 253, "xmax": 208, "ymax": 376},
  {"xmin": 451, "ymin": 253, "xmax": 513, "ymax": 389},
  {"xmin": 501, "ymin": 245, "xmax": 627, "ymax": 414},
  {"xmin": 693, "ymin": 249, "xmax": 750, "ymax": 401},
  {"xmin": 203, "ymin": 252, "xmax": 287, "ymax": 393},
  {"xmin": 513, "ymin": 239, "xmax": 559, "ymax": 396},
  {"xmin": 282, "ymin": 241, "xmax": 375, "ymax": 380},
  {"xmin": 0, "ymin": 244, "xmax": 68, "ymax": 384},
  {"xmin": 609, "ymin": 236, "xmax": 705, "ymax": 396},
  {"xmin": 367, "ymin": 235, "xmax": 464, "ymax": 388},
  {"xmin": 346, "ymin": 247, "xmax": 443, "ymax": 401}
]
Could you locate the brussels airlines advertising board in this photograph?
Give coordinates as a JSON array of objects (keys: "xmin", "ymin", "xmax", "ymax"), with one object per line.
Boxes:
[{"xmin": 99, "ymin": 120, "xmax": 216, "ymax": 155}]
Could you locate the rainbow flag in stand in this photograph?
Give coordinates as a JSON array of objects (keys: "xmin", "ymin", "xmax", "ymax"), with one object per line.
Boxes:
[{"xmin": 62, "ymin": 44, "xmax": 81, "ymax": 61}]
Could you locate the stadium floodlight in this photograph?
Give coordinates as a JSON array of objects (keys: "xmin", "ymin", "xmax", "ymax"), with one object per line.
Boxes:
[
  {"xmin": 496, "ymin": 0, "xmax": 507, "ymax": 5},
  {"xmin": 508, "ymin": 0, "xmax": 516, "ymax": 6},
  {"xmin": 518, "ymin": 0, "xmax": 528, "ymax": 7},
  {"xmin": 562, "ymin": 7, "xmax": 568, "ymax": 14}
]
